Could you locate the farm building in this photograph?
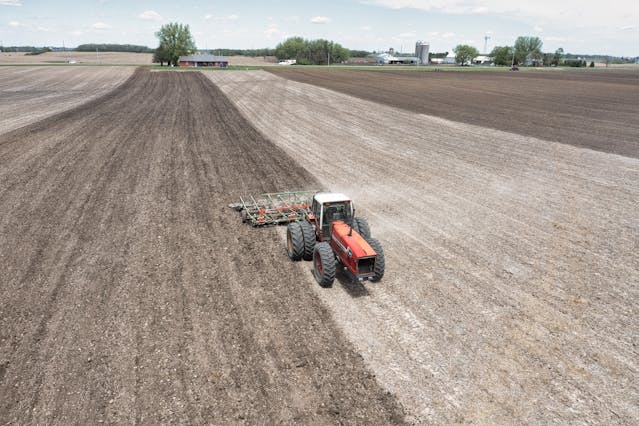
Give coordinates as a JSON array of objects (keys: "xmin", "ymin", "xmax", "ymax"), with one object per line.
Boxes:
[
  {"xmin": 376, "ymin": 53, "xmax": 420, "ymax": 65},
  {"xmin": 178, "ymin": 54, "xmax": 228, "ymax": 68}
]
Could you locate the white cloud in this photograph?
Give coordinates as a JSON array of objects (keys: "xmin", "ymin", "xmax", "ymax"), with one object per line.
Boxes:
[
  {"xmin": 621, "ymin": 25, "xmax": 636, "ymax": 30},
  {"xmin": 0, "ymin": 0, "xmax": 22, "ymax": 6},
  {"xmin": 138, "ymin": 10, "xmax": 163, "ymax": 21},
  {"xmin": 92, "ymin": 22, "xmax": 111, "ymax": 30},
  {"xmin": 360, "ymin": 25, "xmax": 372, "ymax": 30},
  {"xmin": 70, "ymin": 30, "xmax": 83, "ymax": 36},
  {"xmin": 205, "ymin": 13, "xmax": 239, "ymax": 22},
  {"xmin": 8, "ymin": 20, "xmax": 20, "ymax": 27},
  {"xmin": 264, "ymin": 24, "xmax": 283, "ymax": 38},
  {"xmin": 534, "ymin": 25, "xmax": 543, "ymax": 32},
  {"xmin": 310, "ymin": 16, "xmax": 331, "ymax": 24},
  {"xmin": 442, "ymin": 32, "xmax": 456, "ymax": 38},
  {"xmin": 365, "ymin": 1, "xmax": 639, "ymax": 28}
]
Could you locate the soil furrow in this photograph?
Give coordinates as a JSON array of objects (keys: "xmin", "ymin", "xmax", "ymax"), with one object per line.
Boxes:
[
  {"xmin": 267, "ymin": 68, "xmax": 639, "ymax": 158},
  {"xmin": 0, "ymin": 69, "xmax": 405, "ymax": 423}
]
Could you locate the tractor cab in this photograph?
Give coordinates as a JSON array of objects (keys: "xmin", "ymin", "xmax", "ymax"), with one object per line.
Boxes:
[{"xmin": 311, "ymin": 193, "xmax": 353, "ymax": 240}]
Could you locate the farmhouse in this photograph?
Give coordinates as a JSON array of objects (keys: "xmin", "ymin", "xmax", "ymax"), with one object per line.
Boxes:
[{"xmin": 178, "ymin": 54, "xmax": 228, "ymax": 68}]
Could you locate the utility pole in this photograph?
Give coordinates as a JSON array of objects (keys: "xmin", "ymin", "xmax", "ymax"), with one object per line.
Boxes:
[{"xmin": 484, "ymin": 35, "xmax": 491, "ymax": 54}]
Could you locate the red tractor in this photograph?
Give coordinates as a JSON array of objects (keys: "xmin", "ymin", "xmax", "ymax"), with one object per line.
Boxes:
[{"xmin": 230, "ymin": 191, "xmax": 385, "ymax": 287}]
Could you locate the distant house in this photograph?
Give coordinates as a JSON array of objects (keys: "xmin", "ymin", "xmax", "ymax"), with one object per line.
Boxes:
[
  {"xmin": 473, "ymin": 55, "xmax": 493, "ymax": 65},
  {"xmin": 443, "ymin": 52, "xmax": 456, "ymax": 64},
  {"xmin": 178, "ymin": 54, "xmax": 228, "ymax": 68}
]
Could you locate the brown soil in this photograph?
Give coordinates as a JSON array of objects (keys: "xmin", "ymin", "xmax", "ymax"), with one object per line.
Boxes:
[
  {"xmin": 0, "ymin": 51, "xmax": 152, "ymax": 65},
  {"xmin": 206, "ymin": 70, "xmax": 639, "ymax": 424},
  {"xmin": 0, "ymin": 69, "xmax": 405, "ymax": 424},
  {"xmin": 267, "ymin": 68, "xmax": 639, "ymax": 158},
  {"xmin": 0, "ymin": 66, "xmax": 135, "ymax": 133}
]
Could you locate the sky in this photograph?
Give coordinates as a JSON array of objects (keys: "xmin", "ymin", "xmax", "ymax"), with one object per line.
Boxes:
[{"xmin": 1, "ymin": 0, "xmax": 638, "ymax": 56}]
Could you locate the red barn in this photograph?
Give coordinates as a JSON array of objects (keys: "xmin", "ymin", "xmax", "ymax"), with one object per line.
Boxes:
[{"xmin": 178, "ymin": 54, "xmax": 228, "ymax": 68}]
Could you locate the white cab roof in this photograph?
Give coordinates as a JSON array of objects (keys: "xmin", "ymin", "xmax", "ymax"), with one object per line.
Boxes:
[{"xmin": 314, "ymin": 192, "xmax": 350, "ymax": 204}]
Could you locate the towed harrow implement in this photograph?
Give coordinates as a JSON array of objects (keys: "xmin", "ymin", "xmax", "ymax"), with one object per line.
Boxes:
[{"xmin": 228, "ymin": 191, "xmax": 319, "ymax": 226}]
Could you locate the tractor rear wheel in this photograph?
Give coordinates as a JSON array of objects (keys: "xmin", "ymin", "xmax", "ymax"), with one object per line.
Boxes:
[
  {"xmin": 286, "ymin": 222, "xmax": 304, "ymax": 261},
  {"xmin": 300, "ymin": 221, "xmax": 316, "ymax": 261},
  {"xmin": 313, "ymin": 242, "xmax": 336, "ymax": 287},
  {"xmin": 353, "ymin": 217, "xmax": 371, "ymax": 239},
  {"xmin": 366, "ymin": 237, "xmax": 385, "ymax": 281}
]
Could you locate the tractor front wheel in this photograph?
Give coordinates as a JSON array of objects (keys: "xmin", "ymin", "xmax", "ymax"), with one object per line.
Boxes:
[
  {"xmin": 366, "ymin": 237, "xmax": 385, "ymax": 282},
  {"xmin": 286, "ymin": 222, "xmax": 304, "ymax": 261},
  {"xmin": 313, "ymin": 242, "xmax": 336, "ymax": 287},
  {"xmin": 353, "ymin": 217, "xmax": 371, "ymax": 239}
]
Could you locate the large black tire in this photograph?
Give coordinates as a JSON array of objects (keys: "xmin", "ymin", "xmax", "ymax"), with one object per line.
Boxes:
[
  {"xmin": 300, "ymin": 221, "xmax": 316, "ymax": 261},
  {"xmin": 313, "ymin": 242, "xmax": 336, "ymax": 287},
  {"xmin": 286, "ymin": 222, "xmax": 304, "ymax": 261},
  {"xmin": 366, "ymin": 237, "xmax": 385, "ymax": 282},
  {"xmin": 353, "ymin": 217, "xmax": 371, "ymax": 239}
]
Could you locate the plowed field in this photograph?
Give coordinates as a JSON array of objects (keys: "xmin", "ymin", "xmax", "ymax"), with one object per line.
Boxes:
[
  {"xmin": 0, "ymin": 69, "xmax": 404, "ymax": 424},
  {"xmin": 0, "ymin": 66, "xmax": 135, "ymax": 133},
  {"xmin": 268, "ymin": 68, "xmax": 639, "ymax": 158},
  {"xmin": 206, "ymin": 70, "xmax": 639, "ymax": 424}
]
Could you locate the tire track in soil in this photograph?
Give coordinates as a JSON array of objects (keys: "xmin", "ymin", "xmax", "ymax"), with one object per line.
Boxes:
[
  {"xmin": 0, "ymin": 69, "xmax": 405, "ymax": 424},
  {"xmin": 205, "ymin": 70, "xmax": 639, "ymax": 424}
]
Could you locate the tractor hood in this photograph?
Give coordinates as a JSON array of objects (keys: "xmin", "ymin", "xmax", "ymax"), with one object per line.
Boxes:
[{"xmin": 331, "ymin": 221, "xmax": 376, "ymax": 258}]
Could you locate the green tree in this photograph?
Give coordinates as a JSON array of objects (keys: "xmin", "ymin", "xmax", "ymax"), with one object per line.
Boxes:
[
  {"xmin": 490, "ymin": 45, "xmax": 513, "ymax": 66},
  {"xmin": 514, "ymin": 36, "xmax": 543, "ymax": 65},
  {"xmin": 551, "ymin": 47, "xmax": 564, "ymax": 66},
  {"xmin": 330, "ymin": 42, "xmax": 350, "ymax": 64},
  {"xmin": 153, "ymin": 45, "xmax": 170, "ymax": 66},
  {"xmin": 453, "ymin": 44, "xmax": 479, "ymax": 66},
  {"xmin": 274, "ymin": 36, "xmax": 350, "ymax": 65},
  {"xmin": 155, "ymin": 22, "xmax": 196, "ymax": 66},
  {"xmin": 274, "ymin": 37, "xmax": 308, "ymax": 61}
]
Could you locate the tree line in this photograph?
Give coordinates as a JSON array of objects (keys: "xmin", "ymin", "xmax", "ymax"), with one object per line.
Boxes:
[
  {"xmin": 489, "ymin": 36, "xmax": 600, "ymax": 67},
  {"xmin": 76, "ymin": 44, "xmax": 154, "ymax": 53},
  {"xmin": 450, "ymin": 36, "xmax": 608, "ymax": 67},
  {"xmin": 274, "ymin": 37, "xmax": 350, "ymax": 65}
]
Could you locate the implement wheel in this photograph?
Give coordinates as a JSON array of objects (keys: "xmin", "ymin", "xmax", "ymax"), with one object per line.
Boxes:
[
  {"xmin": 366, "ymin": 237, "xmax": 385, "ymax": 282},
  {"xmin": 313, "ymin": 242, "xmax": 336, "ymax": 287},
  {"xmin": 300, "ymin": 221, "xmax": 316, "ymax": 261},
  {"xmin": 286, "ymin": 222, "xmax": 304, "ymax": 261},
  {"xmin": 353, "ymin": 217, "xmax": 371, "ymax": 239}
]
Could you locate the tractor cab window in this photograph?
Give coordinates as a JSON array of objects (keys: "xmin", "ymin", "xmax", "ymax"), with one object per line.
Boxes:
[{"xmin": 322, "ymin": 202, "xmax": 351, "ymax": 236}]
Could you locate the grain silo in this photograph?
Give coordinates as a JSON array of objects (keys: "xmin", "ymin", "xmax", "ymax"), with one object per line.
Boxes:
[{"xmin": 415, "ymin": 41, "xmax": 430, "ymax": 65}]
